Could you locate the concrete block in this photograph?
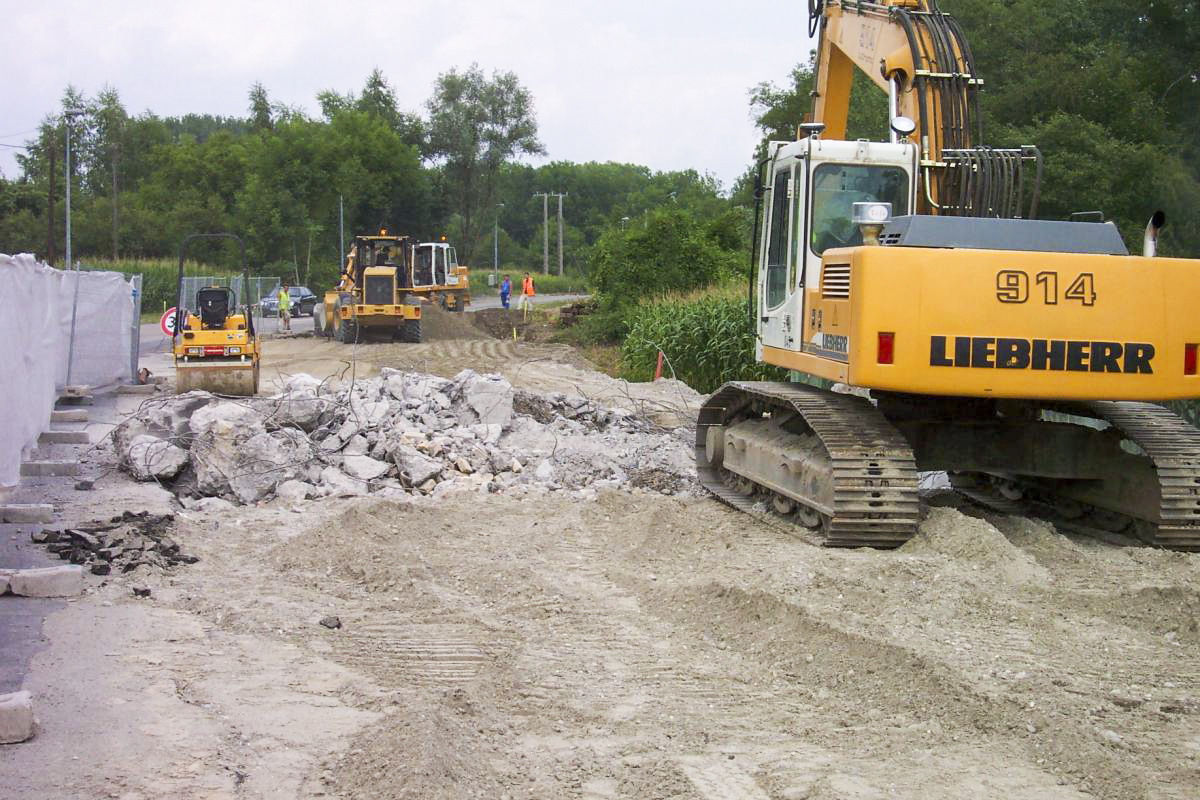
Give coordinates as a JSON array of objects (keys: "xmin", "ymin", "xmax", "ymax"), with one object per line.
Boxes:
[
  {"xmin": 8, "ymin": 566, "xmax": 83, "ymax": 597},
  {"xmin": 0, "ymin": 691, "xmax": 34, "ymax": 744},
  {"xmin": 0, "ymin": 504, "xmax": 54, "ymax": 523},
  {"xmin": 57, "ymin": 387, "xmax": 94, "ymax": 406},
  {"xmin": 38, "ymin": 430, "xmax": 90, "ymax": 445},
  {"xmin": 117, "ymin": 383, "xmax": 157, "ymax": 395},
  {"xmin": 51, "ymin": 410, "xmax": 88, "ymax": 423},
  {"xmin": 19, "ymin": 461, "xmax": 80, "ymax": 478}
]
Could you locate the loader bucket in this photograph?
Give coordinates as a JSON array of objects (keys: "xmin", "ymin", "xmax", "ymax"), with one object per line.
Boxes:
[{"xmin": 176, "ymin": 361, "xmax": 260, "ymax": 396}]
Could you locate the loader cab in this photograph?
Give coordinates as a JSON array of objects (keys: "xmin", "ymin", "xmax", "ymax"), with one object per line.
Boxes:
[
  {"xmin": 411, "ymin": 242, "xmax": 460, "ymax": 288},
  {"xmin": 756, "ymin": 136, "xmax": 917, "ymax": 359}
]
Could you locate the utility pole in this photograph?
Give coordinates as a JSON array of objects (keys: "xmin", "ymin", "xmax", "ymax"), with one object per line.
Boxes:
[
  {"xmin": 551, "ymin": 192, "xmax": 567, "ymax": 276},
  {"xmin": 532, "ymin": 192, "xmax": 550, "ymax": 274},
  {"xmin": 47, "ymin": 133, "xmax": 56, "ymax": 266},
  {"xmin": 493, "ymin": 202, "xmax": 504, "ymax": 283},
  {"xmin": 63, "ymin": 106, "xmax": 86, "ymax": 385}
]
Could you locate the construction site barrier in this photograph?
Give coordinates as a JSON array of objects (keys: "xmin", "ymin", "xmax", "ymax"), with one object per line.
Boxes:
[{"xmin": 0, "ymin": 253, "xmax": 135, "ymax": 487}]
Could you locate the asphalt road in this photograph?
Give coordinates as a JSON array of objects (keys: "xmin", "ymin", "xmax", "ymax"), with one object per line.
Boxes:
[{"xmin": 138, "ymin": 293, "xmax": 588, "ymax": 356}]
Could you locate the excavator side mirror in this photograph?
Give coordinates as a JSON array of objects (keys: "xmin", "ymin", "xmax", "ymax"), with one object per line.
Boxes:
[{"xmin": 890, "ymin": 116, "xmax": 917, "ymax": 138}]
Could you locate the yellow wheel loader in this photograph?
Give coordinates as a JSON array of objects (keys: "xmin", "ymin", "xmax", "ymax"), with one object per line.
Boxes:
[
  {"xmin": 697, "ymin": 0, "xmax": 1200, "ymax": 550},
  {"xmin": 316, "ymin": 230, "xmax": 422, "ymax": 343},
  {"xmin": 172, "ymin": 233, "xmax": 260, "ymax": 396}
]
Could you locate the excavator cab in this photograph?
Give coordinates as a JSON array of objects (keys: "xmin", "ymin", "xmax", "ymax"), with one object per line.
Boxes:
[{"xmin": 754, "ymin": 134, "xmax": 917, "ymax": 358}]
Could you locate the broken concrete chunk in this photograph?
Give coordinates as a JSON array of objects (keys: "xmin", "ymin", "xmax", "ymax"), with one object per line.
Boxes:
[
  {"xmin": 8, "ymin": 566, "xmax": 83, "ymax": 598},
  {"xmin": 0, "ymin": 691, "xmax": 35, "ymax": 744},
  {"xmin": 342, "ymin": 454, "xmax": 390, "ymax": 481},
  {"xmin": 451, "ymin": 370, "xmax": 515, "ymax": 429},
  {"xmin": 319, "ymin": 615, "xmax": 342, "ymax": 630},
  {"xmin": 275, "ymin": 480, "xmax": 314, "ymax": 503},
  {"xmin": 187, "ymin": 497, "xmax": 235, "ymax": 513},
  {"xmin": 320, "ymin": 466, "xmax": 368, "ymax": 497},
  {"xmin": 124, "ymin": 435, "xmax": 189, "ymax": 481},
  {"xmin": 389, "ymin": 445, "xmax": 443, "ymax": 487}
]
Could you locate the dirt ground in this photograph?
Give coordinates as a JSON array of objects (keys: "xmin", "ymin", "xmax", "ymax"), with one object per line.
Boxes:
[{"xmin": 3, "ymin": 309, "xmax": 1199, "ymax": 800}]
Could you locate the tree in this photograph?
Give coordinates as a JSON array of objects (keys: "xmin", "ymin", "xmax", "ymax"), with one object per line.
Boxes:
[
  {"xmin": 248, "ymin": 82, "xmax": 273, "ymax": 132},
  {"xmin": 425, "ymin": 64, "xmax": 544, "ymax": 263},
  {"xmin": 90, "ymin": 87, "xmax": 128, "ymax": 259}
]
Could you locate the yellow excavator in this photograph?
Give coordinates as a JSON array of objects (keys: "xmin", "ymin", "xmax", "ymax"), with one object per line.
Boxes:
[
  {"xmin": 697, "ymin": 0, "xmax": 1200, "ymax": 550},
  {"xmin": 172, "ymin": 233, "xmax": 260, "ymax": 396}
]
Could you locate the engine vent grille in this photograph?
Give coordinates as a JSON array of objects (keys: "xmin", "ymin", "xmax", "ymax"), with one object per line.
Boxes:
[
  {"xmin": 879, "ymin": 232, "xmax": 903, "ymax": 246},
  {"xmin": 820, "ymin": 263, "xmax": 850, "ymax": 299},
  {"xmin": 365, "ymin": 274, "xmax": 393, "ymax": 305}
]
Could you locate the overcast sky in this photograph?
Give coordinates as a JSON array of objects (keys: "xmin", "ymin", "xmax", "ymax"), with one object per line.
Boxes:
[{"xmin": 0, "ymin": 1, "xmax": 815, "ymax": 190}]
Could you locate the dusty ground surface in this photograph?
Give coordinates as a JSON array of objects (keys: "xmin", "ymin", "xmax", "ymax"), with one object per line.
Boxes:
[{"xmin": 3, "ymin": 310, "xmax": 1199, "ymax": 800}]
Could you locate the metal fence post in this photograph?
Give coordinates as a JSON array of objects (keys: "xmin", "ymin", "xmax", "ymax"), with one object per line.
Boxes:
[{"xmin": 130, "ymin": 274, "xmax": 143, "ymax": 383}]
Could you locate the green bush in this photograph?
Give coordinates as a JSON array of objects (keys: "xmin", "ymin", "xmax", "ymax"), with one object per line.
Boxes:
[
  {"xmin": 621, "ymin": 283, "xmax": 787, "ymax": 393},
  {"xmin": 590, "ymin": 208, "xmax": 741, "ymax": 338}
]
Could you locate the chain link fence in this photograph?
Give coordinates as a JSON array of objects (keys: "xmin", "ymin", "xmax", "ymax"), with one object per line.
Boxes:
[{"xmin": 178, "ymin": 276, "xmax": 279, "ymax": 328}]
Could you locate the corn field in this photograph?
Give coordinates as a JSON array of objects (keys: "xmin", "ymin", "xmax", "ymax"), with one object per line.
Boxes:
[{"xmin": 621, "ymin": 283, "xmax": 787, "ymax": 393}]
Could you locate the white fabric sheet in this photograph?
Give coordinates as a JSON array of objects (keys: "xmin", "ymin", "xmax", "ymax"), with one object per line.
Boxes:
[{"xmin": 0, "ymin": 253, "xmax": 133, "ymax": 486}]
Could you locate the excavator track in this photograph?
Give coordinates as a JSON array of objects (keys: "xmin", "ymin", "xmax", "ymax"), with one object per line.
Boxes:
[
  {"xmin": 1085, "ymin": 401, "xmax": 1200, "ymax": 550},
  {"xmin": 696, "ymin": 382, "xmax": 920, "ymax": 548}
]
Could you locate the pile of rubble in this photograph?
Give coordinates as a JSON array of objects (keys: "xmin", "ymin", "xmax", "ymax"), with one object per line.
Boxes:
[
  {"xmin": 33, "ymin": 511, "xmax": 193, "ymax": 575},
  {"xmin": 114, "ymin": 368, "xmax": 697, "ymax": 506}
]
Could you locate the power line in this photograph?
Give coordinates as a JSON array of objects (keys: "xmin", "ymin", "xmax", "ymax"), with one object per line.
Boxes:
[{"xmin": 0, "ymin": 142, "xmax": 29, "ymax": 149}]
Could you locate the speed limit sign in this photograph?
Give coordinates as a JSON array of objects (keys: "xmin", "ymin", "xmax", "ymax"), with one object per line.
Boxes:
[{"xmin": 160, "ymin": 307, "xmax": 178, "ymax": 336}]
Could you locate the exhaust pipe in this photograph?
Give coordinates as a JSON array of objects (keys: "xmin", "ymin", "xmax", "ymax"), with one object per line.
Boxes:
[{"xmin": 1143, "ymin": 210, "xmax": 1166, "ymax": 257}]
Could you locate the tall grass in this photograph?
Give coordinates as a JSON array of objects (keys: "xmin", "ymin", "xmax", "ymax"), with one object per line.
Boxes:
[{"xmin": 621, "ymin": 283, "xmax": 787, "ymax": 392}]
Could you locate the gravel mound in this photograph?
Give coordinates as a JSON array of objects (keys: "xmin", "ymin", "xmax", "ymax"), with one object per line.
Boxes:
[{"xmin": 901, "ymin": 507, "xmax": 1051, "ymax": 587}]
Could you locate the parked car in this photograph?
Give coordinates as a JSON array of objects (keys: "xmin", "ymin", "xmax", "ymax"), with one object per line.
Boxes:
[{"xmin": 260, "ymin": 285, "xmax": 318, "ymax": 317}]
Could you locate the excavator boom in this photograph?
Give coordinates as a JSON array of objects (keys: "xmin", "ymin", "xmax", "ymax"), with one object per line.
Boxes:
[{"xmin": 812, "ymin": 0, "xmax": 1039, "ymax": 217}]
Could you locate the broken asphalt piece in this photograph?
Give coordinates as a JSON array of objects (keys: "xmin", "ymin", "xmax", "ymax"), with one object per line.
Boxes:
[
  {"xmin": 132, "ymin": 586, "xmax": 151, "ymax": 598},
  {"xmin": 319, "ymin": 616, "xmax": 343, "ymax": 630}
]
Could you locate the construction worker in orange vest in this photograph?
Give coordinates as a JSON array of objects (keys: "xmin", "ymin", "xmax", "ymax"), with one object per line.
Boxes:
[{"xmin": 518, "ymin": 272, "xmax": 536, "ymax": 312}]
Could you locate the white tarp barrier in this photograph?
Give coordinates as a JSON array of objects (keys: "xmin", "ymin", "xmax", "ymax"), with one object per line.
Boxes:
[{"xmin": 0, "ymin": 253, "xmax": 134, "ymax": 487}]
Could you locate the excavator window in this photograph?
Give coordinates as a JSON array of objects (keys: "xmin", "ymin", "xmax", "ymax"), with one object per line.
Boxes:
[
  {"xmin": 810, "ymin": 164, "xmax": 909, "ymax": 255},
  {"xmin": 765, "ymin": 166, "xmax": 793, "ymax": 309}
]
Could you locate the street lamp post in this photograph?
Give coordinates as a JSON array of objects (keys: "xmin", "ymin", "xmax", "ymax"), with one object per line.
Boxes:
[
  {"xmin": 63, "ymin": 107, "xmax": 86, "ymax": 386},
  {"xmin": 493, "ymin": 202, "xmax": 504, "ymax": 283}
]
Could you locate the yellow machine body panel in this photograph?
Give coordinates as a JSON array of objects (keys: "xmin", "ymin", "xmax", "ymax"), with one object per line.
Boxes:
[{"xmin": 766, "ymin": 246, "xmax": 1200, "ymax": 401}]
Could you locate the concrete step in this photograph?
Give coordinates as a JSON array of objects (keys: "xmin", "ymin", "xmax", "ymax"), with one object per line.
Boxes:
[
  {"xmin": 51, "ymin": 410, "xmax": 88, "ymax": 423},
  {"xmin": 38, "ymin": 430, "xmax": 89, "ymax": 445},
  {"xmin": 20, "ymin": 461, "xmax": 80, "ymax": 478}
]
